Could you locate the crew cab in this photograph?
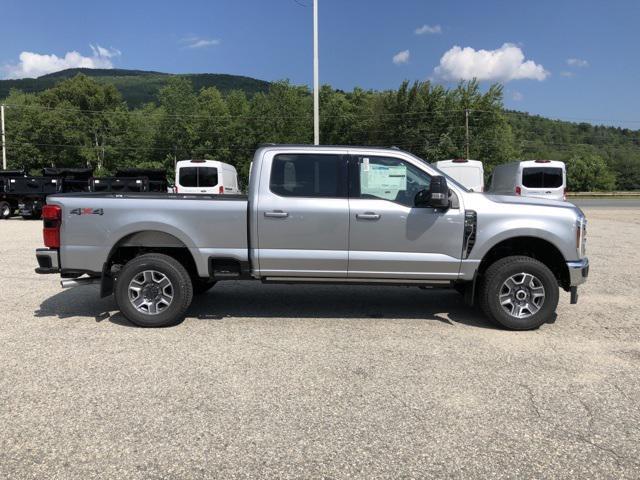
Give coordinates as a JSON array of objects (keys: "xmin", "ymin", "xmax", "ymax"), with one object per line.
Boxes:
[{"xmin": 35, "ymin": 146, "xmax": 589, "ymax": 330}]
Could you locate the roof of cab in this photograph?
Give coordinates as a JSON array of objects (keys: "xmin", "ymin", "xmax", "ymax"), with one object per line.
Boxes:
[{"xmin": 256, "ymin": 144, "xmax": 407, "ymax": 152}]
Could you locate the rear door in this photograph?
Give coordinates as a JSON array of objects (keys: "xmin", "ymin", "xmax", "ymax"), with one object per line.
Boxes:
[
  {"xmin": 256, "ymin": 150, "xmax": 349, "ymax": 277},
  {"xmin": 520, "ymin": 167, "xmax": 565, "ymax": 200},
  {"xmin": 177, "ymin": 166, "xmax": 219, "ymax": 194},
  {"xmin": 348, "ymin": 154, "xmax": 465, "ymax": 280}
]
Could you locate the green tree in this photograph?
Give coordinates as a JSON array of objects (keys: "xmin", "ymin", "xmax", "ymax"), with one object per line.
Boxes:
[
  {"xmin": 38, "ymin": 74, "xmax": 125, "ymax": 171},
  {"xmin": 155, "ymin": 77, "xmax": 198, "ymax": 170},
  {"xmin": 566, "ymin": 150, "xmax": 616, "ymax": 191}
]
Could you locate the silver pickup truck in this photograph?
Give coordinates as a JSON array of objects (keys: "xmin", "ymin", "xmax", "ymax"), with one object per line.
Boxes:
[{"xmin": 35, "ymin": 145, "xmax": 589, "ymax": 330}]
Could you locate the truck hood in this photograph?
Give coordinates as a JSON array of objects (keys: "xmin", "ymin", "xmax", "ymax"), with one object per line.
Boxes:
[{"xmin": 484, "ymin": 194, "xmax": 580, "ymax": 211}]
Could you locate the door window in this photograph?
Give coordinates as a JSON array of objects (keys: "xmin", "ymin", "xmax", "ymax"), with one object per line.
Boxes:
[
  {"xmin": 270, "ymin": 154, "xmax": 346, "ymax": 197},
  {"xmin": 198, "ymin": 167, "xmax": 218, "ymax": 187},
  {"xmin": 355, "ymin": 156, "xmax": 431, "ymax": 207}
]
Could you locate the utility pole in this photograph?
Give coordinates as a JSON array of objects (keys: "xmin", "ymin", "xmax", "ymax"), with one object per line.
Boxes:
[
  {"xmin": 313, "ymin": 0, "xmax": 320, "ymax": 145},
  {"xmin": 1, "ymin": 104, "xmax": 6, "ymax": 170},
  {"xmin": 464, "ymin": 108, "xmax": 470, "ymax": 160}
]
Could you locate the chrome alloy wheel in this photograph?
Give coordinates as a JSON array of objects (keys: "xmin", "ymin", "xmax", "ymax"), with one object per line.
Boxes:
[
  {"xmin": 128, "ymin": 270, "xmax": 174, "ymax": 315},
  {"xmin": 499, "ymin": 272, "xmax": 545, "ymax": 319}
]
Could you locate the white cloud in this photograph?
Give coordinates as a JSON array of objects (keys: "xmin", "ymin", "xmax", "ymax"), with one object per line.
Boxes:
[
  {"xmin": 392, "ymin": 50, "xmax": 410, "ymax": 65},
  {"xmin": 181, "ymin": 36, "xmax": 221, "ymax": 49},
  {"xmin": 511, "ymin": 90, "xmax": 524, "ymax": 101},
  {"xmin": 560, "ymin": 71, "xmax": 575, "ymax": 77},
  {"xmin": 415, "ymin": 24, "xmax": 442, "ymax": 35},
  {"xmin": 567, "ymin": 58, "xmax": 589, "ymax": 67},
  {"xmin": 2, "ymin": 45, "xmax": 121, "ymax": 79},
  {"xmin": 432, "ymin": 43, "xmax": 549, "ymax": 82},
  {"xmin": 90, "ymin": 44, "xmax": 121, "ymax": 58}
]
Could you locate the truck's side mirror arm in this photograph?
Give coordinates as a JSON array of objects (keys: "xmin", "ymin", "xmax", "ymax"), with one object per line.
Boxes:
[{"xmin": 414, "ymin": 189, "xmax": 431, "ymax": 207}]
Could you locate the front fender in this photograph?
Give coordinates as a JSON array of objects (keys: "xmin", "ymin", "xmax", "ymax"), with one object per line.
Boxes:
[{"xmin": 470, "ymin": 217, "xmax": 574, "ymax": 262}]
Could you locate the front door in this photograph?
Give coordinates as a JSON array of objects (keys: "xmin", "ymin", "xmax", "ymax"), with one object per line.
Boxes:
[
  {"xmin": 256, "ymin": 150, "xmax": 349, "ymax": 277},
  {"xmin": 348, "ymin": 155, "xmax": 465, "ymax": 280}
]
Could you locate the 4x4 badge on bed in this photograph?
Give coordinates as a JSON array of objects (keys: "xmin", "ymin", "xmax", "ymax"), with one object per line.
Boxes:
[{"xmin": 70, "ymin": 208, "xmax": 104, "ymax": 216}]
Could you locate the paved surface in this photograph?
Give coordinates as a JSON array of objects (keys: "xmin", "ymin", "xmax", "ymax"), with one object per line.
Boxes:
[
  {"xmin": 571, "ymin": 198, "xmax": 640, "ymax": 208},
  {"xmin": 1, "ymin": 208, "xmax": 639, "ymax": 479}
]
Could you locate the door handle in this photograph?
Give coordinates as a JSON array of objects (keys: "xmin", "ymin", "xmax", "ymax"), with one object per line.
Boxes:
[
  {"xmin": 264, "ymin": 210, "xmax": 289, "ymax": 218},
  {"xmin": 356, "ymin": 212, "xmax": 381, "ymax": 220}
]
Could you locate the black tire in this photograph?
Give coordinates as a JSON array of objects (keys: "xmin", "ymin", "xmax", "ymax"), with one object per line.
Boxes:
[
  {"xmin": 192, "ymin": 278, "xmax": 217, "ymax": 295},
  {"xmin": 479, "ymin": 255, "xmax": 559, "ymax": 330},
  {"xmin": 114, "ymin": 253, "xmax": 193, "ymax": 327},
  {"xmin": 0, "ymin": 201, "xmax": 12, "ymax": 220}
]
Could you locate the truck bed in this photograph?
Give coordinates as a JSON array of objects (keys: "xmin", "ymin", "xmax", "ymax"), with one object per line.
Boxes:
[{"xmin": 46, "ymin": 192, "xmax": 249, "ymax": 277}]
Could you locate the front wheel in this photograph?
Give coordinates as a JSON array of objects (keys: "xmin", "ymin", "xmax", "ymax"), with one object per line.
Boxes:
[
  {"xmin": 115, "ymin": 253, "xmax": 193, "ymax": 327},
  {"xmin": 479, "ymin": 256, "xmax": 559, "ymax": 330}
]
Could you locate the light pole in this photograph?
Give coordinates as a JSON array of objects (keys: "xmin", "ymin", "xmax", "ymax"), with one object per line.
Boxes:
[
  {"xmin": 1, "ymin": 104, "xmax": 6, "ymax": 169},
  {"xmin": 313, "ymin": 0, "xmax": 319, "ymax": 145}
]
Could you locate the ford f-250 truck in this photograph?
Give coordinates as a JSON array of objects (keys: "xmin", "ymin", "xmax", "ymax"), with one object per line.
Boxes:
[{"xmin": 35, "ymin": 145, "xmax": 589, "ymax": 330}]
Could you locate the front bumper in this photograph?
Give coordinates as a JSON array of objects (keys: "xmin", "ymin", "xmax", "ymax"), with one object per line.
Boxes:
[
  {"xmin": 35, "ymin": 248, "xmax": 60, "ymax": 274},
  {"xmin": 567, "ymin": 258, "xmax": 589, "ymax": 287}
]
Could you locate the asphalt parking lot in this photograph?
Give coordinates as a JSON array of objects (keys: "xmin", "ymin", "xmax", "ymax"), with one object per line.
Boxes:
[{"xmin": 1, "ymin": 206, "xmax": 639, "ymax": 479}]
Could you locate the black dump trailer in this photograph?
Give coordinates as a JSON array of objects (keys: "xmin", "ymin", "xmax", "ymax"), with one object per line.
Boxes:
[
  {"xmin": 115, "ymin": 168, "xmax": 168, "ymax": 192},
  {"xmin": 90, "ymin": 176, "xmax": 148, "ymax": 193},
  {"xmin": 42, "ymin": 167, "xmax": 94, "ymax": 193},
  {"xmin": 90, "ymin": 168, "xmax": 168, "ymax": 193},
  {"xmin": 0, "ymin": 169, "xmax": 27, "ymax": 219},
  {"xmin": 8, "ymin": 175, "xmax": 60, "ymax": 219},
  {"xmin": 0, "ymin": 167, "xmax": 93, "ymax": 220}
]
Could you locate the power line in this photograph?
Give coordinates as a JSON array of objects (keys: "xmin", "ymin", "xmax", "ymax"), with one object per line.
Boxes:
[{"xmin": 7, "ymin": 138, "xmax": 640, "ymax": 154}]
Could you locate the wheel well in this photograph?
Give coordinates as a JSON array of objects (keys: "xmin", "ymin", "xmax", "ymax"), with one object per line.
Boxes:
[
  {"xmin": 478, "ymin": 237, "xmax": 570, "ymax": 290},
  {"xmin": 105, "ymin": 231, "xmax": 200, "ymax": 284}
]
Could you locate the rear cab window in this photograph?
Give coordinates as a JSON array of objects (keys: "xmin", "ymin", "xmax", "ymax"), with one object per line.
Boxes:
[
  {"xmin": 522, "ymin": 167, "xmax": 563, "ymax": 188},
  {"xmin": 270, "ymin": 154, "xmax": 347, "ymax": 197}
]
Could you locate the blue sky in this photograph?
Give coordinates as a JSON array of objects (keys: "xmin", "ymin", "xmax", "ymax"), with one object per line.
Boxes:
[{"xmin": 1, "ymin": 0, "xmax": 639, "ymax": 127}]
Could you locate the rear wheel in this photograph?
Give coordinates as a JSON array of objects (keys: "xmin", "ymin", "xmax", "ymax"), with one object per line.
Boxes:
[
  {"xmin": 479, "ymin": 256, "xmax": 559, "ymax": 330},
  {"xmin": 0, "ymin": 202, "xmax": 12, "ymax": 219},
  {"xmin": 115, "ymin": 253, "xmax": 193, "ymax": 327}
]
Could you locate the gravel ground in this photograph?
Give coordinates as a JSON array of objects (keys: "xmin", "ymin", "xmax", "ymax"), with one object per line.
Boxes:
[{"xmin": 1, "ymin": 207, "xmax": 639, "ymax": 479}]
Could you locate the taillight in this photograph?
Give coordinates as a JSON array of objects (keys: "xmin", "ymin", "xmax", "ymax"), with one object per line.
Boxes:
[
  {"xmin": 515, "ymin": 186, "xmax": 522, "ymax": 195},
  {"xmin": 219, "ymin": 185, "xmax": 224, "ymax": 194},
  {"xmin": 563, "ymin": 188, "xmax": 567, "ymax": 201},
  {"xmin": 42, "ymin": 205, "xmax": 62, "ymax": 248}
]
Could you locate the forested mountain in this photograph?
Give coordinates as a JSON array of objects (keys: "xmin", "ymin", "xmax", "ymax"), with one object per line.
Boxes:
[
  {"xmin": 1, "ymin": 72, "xmax": 638, "ymax": 190},
  {"xmin": 0, "ymin": 68, "xmax": 270, "ymax": 106}
]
